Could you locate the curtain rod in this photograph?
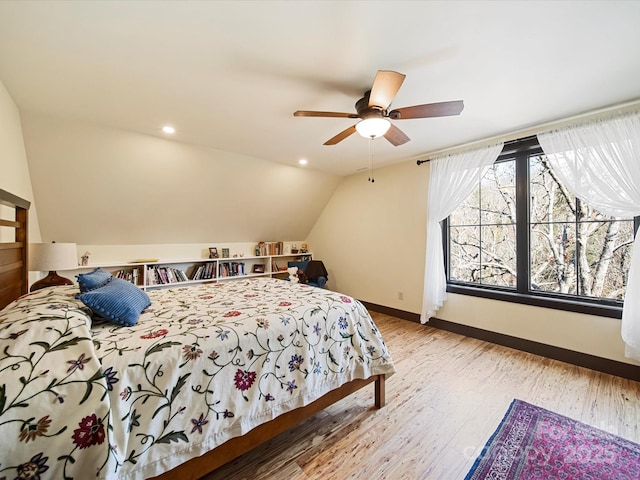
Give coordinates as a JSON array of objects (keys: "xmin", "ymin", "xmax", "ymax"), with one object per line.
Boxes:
[{"xmin": 416, "ymin": 98, "xmax": 640, "ymax": 165}]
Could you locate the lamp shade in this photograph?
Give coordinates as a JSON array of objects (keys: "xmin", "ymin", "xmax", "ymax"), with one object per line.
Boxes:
[
  {"xmin": 355, "ymin": 118, "xmax": 391, "ymax": 139},
  {"xmin": 29, "ymin": 243, "xmax": 78, "ymax": 271}
]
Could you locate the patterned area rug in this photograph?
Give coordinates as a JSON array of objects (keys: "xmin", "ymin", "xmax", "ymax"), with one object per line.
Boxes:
[{"xmin": 465, "ymin": 399, "xmax": 640, "ymax": 479}]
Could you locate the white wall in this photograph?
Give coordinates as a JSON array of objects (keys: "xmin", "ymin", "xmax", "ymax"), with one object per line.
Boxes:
[
  {"xmin": 0, "ymin": 80, "xmax": 41, "ymax": 242},
  {"xmin": 21, "ymin": 112, "xmax": 342, "ymax": 245},
  {"xmin": 309, "ymin": 159, "xmax": 637, "ymax": 366}
]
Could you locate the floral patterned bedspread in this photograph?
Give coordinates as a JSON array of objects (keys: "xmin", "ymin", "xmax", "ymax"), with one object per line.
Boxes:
[{"xmin": 0, "ymin": 278, "xmax": 395, "ymax": 479}]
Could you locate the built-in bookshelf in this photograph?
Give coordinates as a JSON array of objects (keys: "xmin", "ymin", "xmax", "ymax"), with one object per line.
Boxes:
[{"xmin": 73, "ymin": 253, "xmax": 312, "ymax": 290}]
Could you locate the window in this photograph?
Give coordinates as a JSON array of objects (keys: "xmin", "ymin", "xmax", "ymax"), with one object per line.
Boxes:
[{"xmin": 446, "ymin": 137, "xmax": 638, "ymax": 318}]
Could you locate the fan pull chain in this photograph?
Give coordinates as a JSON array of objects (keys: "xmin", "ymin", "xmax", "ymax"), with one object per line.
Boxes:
[{"xmin": 368, "ymin": 136, "xmax": 375, "ymax": 183}]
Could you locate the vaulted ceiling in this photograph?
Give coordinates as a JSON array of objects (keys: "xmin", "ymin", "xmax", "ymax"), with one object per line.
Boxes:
[{"xmin": 1, "ymin": 1, "xmax": 639, "ymax": 176}]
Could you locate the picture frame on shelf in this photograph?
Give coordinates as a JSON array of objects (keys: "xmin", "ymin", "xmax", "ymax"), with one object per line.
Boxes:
[
  {"xmin": 221, "ymin": 248, "xmax": 230, "ymax": 258},
  {"xmin": 252, "ymin": 264, "xmax": 265, "ymax": 274},
  {"xmin": 209, "ymin": 247, "xmax": 219, "ymax": 259}
]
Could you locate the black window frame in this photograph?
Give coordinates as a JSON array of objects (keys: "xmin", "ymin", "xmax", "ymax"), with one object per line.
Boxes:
[{"xmin": 444, "ymin": 136, "xmax": 639, "ymax": 319}]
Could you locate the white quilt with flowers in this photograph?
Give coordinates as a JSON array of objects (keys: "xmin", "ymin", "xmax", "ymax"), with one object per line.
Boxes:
[{"xmin": 0, "ymin": 278, "xmax": 395, "ymax": 479}]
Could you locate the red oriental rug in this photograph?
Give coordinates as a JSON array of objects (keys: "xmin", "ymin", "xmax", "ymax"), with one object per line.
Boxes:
[{"xmin": 465, "ymin": 399, "xmax": 640, "ymax": 479}]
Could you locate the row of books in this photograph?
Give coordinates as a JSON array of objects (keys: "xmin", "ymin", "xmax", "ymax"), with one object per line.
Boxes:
[
  {"xmin": 191, "ymin": 262, "xmax": 216, "ymax": 280},
  {"xmin": 146, "ymin": 266, "xmax": 189, "ymax": 285},
  {"xmin": 192, "ymin": 262, "xmax": 248, "ymax": 280},
  {"xmin": 113, "ymin": 268, "xmax": 142, "ymax": 285},
  {"xmin": 121, "ymin": 259, "xmax": 272, "ymax": 286},
  {"xmin": 256, "ymin": 241, "xmax": 284, "ymax": 256},
  {"xmin": 219, "ymin": 262, "xmax": 246, "ymax": 277}
]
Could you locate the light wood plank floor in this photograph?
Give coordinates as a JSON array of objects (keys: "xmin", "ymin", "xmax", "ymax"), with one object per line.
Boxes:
[{"xmin": 201, "ymin": 312, "xmax": 640, "ymax": 480}]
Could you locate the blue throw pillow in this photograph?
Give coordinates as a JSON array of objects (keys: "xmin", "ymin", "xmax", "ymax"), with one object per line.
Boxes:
[
  {"xmin": 76, "ymin": 278, "xmax": 151, "ymax": 326},
  {"xmin": 77, "ymin": 267, "xmax": 113, "ymax": 292}
]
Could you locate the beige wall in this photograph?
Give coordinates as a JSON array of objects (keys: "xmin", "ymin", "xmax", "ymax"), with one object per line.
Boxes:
[
  {"xmin": 437, "ymin": 293, "xmax": 631, "ymax": 364},
  {"xmin": 308, "ymin": 161, "xmax": 427, "ymax": 311},
  {"xmin": 0, "ymin": 80, "xmax": 41, "ymax": 242},
  {"xmin": 309, "ymin": 159, "xmax": 637, "ymax": 366},
  {"xmin": 21, "ymin": 112, "xmax": 342, "ymax": 245}
]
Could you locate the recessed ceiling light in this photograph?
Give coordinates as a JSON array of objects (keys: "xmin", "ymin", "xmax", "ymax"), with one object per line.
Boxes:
[
  {"xmin": 299, "ymin": 159, "xmax": 308, "ymax": 166},
  {"xmin": 162, "ymin": 126, "xmax": 175, "ymax": 134}
]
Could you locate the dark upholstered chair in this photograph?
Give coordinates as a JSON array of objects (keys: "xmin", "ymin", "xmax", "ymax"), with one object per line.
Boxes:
[{"xmin": 287, "ymin": 260, "xmax": 328, "ymax": 288}]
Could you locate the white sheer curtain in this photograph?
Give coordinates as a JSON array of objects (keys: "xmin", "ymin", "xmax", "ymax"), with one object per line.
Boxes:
[
  {"xmin": 420, "ymin": 143, "xmax": 503, "ymax": 323},
  {"xmin": 537, "ymin": 110, "xmax": 640, "ymax": 360}
]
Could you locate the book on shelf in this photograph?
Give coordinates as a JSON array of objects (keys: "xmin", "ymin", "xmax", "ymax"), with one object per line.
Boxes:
[
  {"xmin": 146, "ymin": 266, "xmax": 156, "ymax": 286},
  {"xmin": 256, "ymin": 241, "xmax": 284, "ymax": 256},
  {"xmin": 145, "ymin": 266, "xmax": 188, "ymax": 285},
  {"xmin": 191, "ymin": 265, "xmax": 203, "ymax": 281},
  {"xmin": 113, "ymin": 267, "xmax": 141, "ymax": 285},
  {"xmin": 219, "ymin": 262, "xmax": 245, "ymax": 277},
  {"xmin": 175, "ymin": 269, "xmax": 187, "ymax": 282},
  {"xmin": 205, "ymin": 262, "xmax": 215, "ymax": 279},
  {"xmin": 190, "ymin": 262, "xmax": 216, "ymax": 281}
]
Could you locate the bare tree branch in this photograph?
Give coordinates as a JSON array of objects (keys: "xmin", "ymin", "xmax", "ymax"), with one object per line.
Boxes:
[{"xmin": 540, "ymin": 156, "xmax": 576, "ymax": 216}]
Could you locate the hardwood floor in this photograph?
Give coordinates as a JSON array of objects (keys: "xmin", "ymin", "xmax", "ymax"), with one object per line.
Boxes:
[{"xmin": 201, "ymin": 312, "xmax": 640, "ymax": 480}]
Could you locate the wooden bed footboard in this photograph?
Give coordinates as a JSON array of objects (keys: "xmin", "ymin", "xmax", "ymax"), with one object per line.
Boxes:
[{"xmin": 154, "ymin": 374, "xmax": 385, "ymax": 480}]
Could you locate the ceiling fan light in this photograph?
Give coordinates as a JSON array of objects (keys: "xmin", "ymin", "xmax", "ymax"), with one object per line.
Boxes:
[{"xmin": 355, "ymin": 118, "xmax": 391, "ymax": 139}]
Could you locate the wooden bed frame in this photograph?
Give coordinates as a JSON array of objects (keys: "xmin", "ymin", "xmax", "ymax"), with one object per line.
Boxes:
[
  {"xmin": 0, "ymin": 189, "xmax": 29, "ymax": 310},
  {"xmin": 0, "ymin": 188, "xmax": 386, "ymax": 480},
  {"xmin": 155, "ymin": 375, "xmax": 384, "ymax": 479}
]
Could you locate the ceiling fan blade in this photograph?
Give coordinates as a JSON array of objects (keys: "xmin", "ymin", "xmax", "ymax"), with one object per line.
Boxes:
[
  {"xmin": 384, "ymin": 123, "xmax": 410, "ymax": 146},
  {"xmin": 324, "ymin": 125, "xmax": 357, "ymax": 145},
  {"xmin": 368, "ymin": 70, "xmax": 406, "ymax": 110},
  {"xmin": 294, "ymin": 110, "xmax": 359, "ymax": 118},
  {"xmin": 389, "ymin": 100, "xmax": 464, "ymax": 120}
]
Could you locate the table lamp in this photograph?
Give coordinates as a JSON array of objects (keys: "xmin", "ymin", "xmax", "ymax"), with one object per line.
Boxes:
[{"xmin": 29, "ymin": 242, "xmax": 78, "ymax": 292}]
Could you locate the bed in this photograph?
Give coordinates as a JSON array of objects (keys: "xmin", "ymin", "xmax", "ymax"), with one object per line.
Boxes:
[{"xmin": 0, "ymin": 189, "xmax": 395, "ymax": 479}]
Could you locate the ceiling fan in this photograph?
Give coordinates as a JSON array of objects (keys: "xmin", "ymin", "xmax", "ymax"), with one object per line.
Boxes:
[{"xmin": 294, "ymin": 70, "xmax": 464, "ymax": 146}]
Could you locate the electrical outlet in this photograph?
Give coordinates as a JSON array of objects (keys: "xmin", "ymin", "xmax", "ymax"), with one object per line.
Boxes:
[{"xmin": 398, "ymin": 291, "xmax": 404, "ymax": 301}]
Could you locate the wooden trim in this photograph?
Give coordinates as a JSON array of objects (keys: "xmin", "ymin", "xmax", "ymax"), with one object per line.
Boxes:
[
  {"xmin": 361, "ymin": 301, "xmax": 421, "ymax": 323},
  {"xmin": 153, "ymin": 375, "xmax": 383, "ymax": 479},
  {"xmin": 428, "ymin": 317, "xmax": 640, "ymax": 382},
  {"xmin": 0, "ymin": 243, "xmax": 22, "ymax": 250},
  {"xmin": 363, "ymin": 302, "xmax": 640, "ymax": 382}
]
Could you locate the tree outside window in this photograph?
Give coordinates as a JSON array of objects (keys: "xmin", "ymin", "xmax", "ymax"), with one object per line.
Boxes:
[{"xmin": 447, "ymin": 139, "xmax": 636, "ymax": 315}]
